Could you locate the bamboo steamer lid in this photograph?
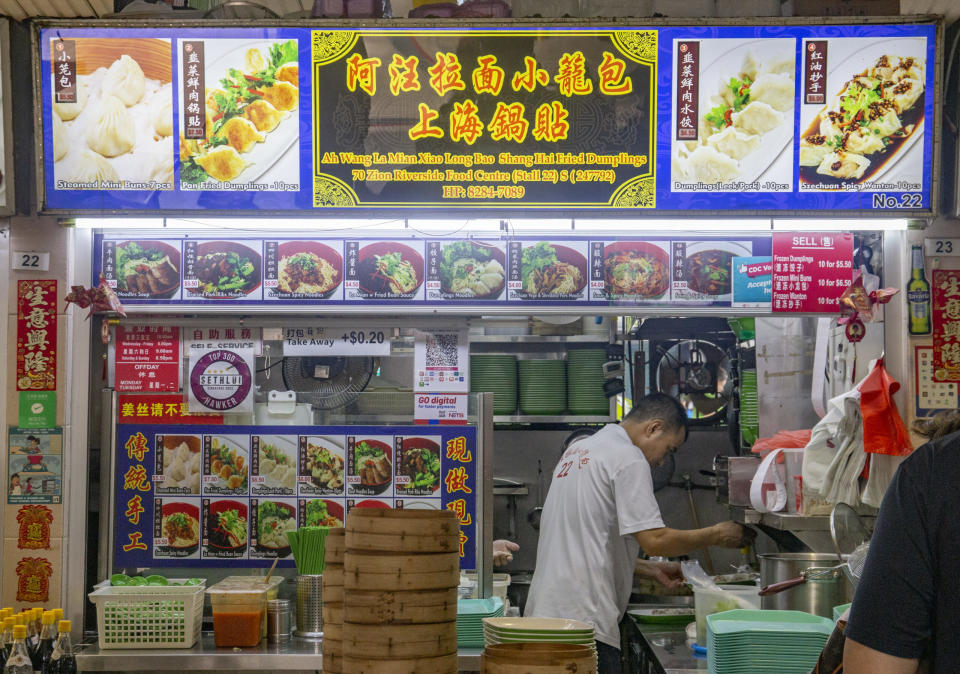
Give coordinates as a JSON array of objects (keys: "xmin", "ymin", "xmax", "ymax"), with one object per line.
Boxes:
[
  {"xmin": 323, "ymin": 583, "xmax": 344, "ymax": 603},
  {"xmin": 343, "ymin": 621, "xmax": 457, "ymax": 659},
  {"xmin": 344, "ymin": 563, "xmax": 459, "ymax": 591},
  {"xmin": 323, "ymin": 563, "xmax": 344, "ymax": 586},
  {"xmin": 345, "ymin": 530, "xmax": 459, "ymax": 554},
  {"xmin": 325, "ymin": 528, "xmax": 346, "ymax": 564},
  {"xmin": 322, "ymin": 603, "xmax": 343, "ymax": 625},
  {"xmin": 322, "ymin": 638, "xmax": 342, "ymax": 674},
  {"xmin": 341, "ymin": 653, "xmax": 457, "ymax": 674},
  {"xmin": 347, "ymin": 509, "xmax": 459, "ymax": 539},
  {"xmin": 346, "ymin": 551, "xmax": 459, "ymax": 575},
  {"xmin": 323, "ymin": 620, "xmax": 342, "ymax": 641},
  {"xmin": 344, "ymin": 594, "xmax": 456, "ymax": 625}
]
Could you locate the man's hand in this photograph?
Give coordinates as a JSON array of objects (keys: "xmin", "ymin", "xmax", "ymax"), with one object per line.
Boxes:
[
  {"xmin": 711, "ymin": 522, "xmax": 755, "ymax": 548},
  {"xmin": 493, "ymin": 539, "xmax": 519, "ymax": 567},
  {"xmin": 635, "ymin": 559, "xmax": 685, "ymax": 589}
]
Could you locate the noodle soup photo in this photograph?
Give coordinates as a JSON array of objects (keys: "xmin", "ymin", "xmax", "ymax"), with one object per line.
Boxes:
[
  {"xmin": 508, "ymin": 241, "xmax": 589, "ymax": 302},
  {"xmin": 673, "ymin": 241, "xmax": 752, "ymax": 302},
  {"xmin": 250, "ymin": 498, "xmax": 296, "ymax": 559},
  {"xmin": 264, "ymin": 240, "xmax": 343, "ymax": 301},
  {"xmin": 202, "ymin": 498, "xmax": 248, "ymax": 559},
  {"xmin": 599, "ymin": 241, "xmax": 671, "ymax": 302},
  {"xmin": 349, "ymin": 241, "xmax": 425, "ymax": 301}
]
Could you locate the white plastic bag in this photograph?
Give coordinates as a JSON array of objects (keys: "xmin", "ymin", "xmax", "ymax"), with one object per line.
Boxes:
[{"xmin": 802, "ymin": 388, "xmax": 864, "ymax": 506}]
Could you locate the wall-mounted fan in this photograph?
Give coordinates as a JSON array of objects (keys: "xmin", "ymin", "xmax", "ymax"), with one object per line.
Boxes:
[
  {"xmin": 654, "ymin": 339, "xmax": 732, "ymax": 425},
  {"xmin": 281, "ymin": 356, "xmax": 376, "ymax": 410}
]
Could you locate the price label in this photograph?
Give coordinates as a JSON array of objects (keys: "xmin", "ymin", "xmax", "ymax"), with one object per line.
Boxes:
[
  {"xmin": 924, "ymin": 239, "xmax": 960, "ymax": 257},
  {"xmin": 250, "ymin": 476, "xmax": 266, "ymax": 485},
  {"xmin": 283, "ymin": 327, "xmax": 391, "ymax": 357}
]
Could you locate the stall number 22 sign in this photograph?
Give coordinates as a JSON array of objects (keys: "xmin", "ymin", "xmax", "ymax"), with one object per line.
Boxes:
[{"xmin": 12, "ymin": 252, "xmax": 51, "ymax": 271}]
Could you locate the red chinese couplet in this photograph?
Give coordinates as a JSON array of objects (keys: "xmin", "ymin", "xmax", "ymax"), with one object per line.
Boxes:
[
  {"xmin": 932, "ymin": 269, "xmax": 960, "ymax": 382},
  {"xmin": 772, "ymin": 233, "xmax": 853, "ymax": 313},
  {"xmin": 115, "ymin": 326, "xmax": 181, "ymax": 392},
  {"xmin": 16, "ymin": 280, "xmax": 57, "ymax": 391}
]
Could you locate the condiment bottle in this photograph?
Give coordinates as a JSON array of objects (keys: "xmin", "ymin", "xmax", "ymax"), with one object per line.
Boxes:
[
  {"xmin": 37, "ymin": 613, "xmax": 55, "ymax": 673},
  {"xmin": 3, "ymin": 625, "xmax": 32, "ymax": 674},
  {"xmin": 0, "ymin": 616, "xmax": 11, "ymax": 669},
  {"xmin": 45, "ymin": 622, "xmax": 75, "ymax": 674},
  {"xmin": 22, "ymin": 614, "xmax": 39, "ymax": 672}
]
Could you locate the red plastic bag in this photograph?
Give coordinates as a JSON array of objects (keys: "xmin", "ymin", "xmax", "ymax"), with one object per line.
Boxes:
[
  {"xmin": 858, "ymin": 357, "xmax": 912, "ymax": 456},
  {"xmin": 751, "ymin": 429, "xmax": 812, "ymax": 458}
]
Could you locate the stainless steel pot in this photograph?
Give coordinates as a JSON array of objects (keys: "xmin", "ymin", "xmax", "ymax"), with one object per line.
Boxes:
[{"xmin": 759, "ymin": 553, "xmax": 854, "ymax": 619}]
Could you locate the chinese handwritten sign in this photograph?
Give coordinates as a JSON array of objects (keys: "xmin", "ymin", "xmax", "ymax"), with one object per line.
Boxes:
[
  {"xmin": 16, "ymin": 280, "xmax": 57, "ymax": 391},
  {"xmin": 51, "ymin": 39, "xmax": 76, "ymax": 104},
  {"xmin": 932, "ymin": 270, "xmax": 960, "ymax": 382},
  {"xmin": 675, "ymin": 41, "xmax": 699, "ymax": 141},
  {"xmin": 803, "ymin": 40, "xmax": 828, "ymax": 105},
  {"xmin": 313, "ymin": 28, "xmax": 657, "ymax": 210},
  {"xmin": 181, "ymin": 41, "xmax": 206, "ymax": 140}
]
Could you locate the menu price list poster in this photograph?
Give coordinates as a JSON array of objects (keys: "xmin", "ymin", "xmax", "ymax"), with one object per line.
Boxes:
[
  {"xmin": 915, "ymin": 346, "xmax": 958, "ymax": 416},
  {"xmin": 771, "ymin": 233, "xmax": 853, "ymax": 313},
  {"xmin": 114, "ymin": 326, "xmax": 181, "ymax": 392},
  {"xmin": 115, "ymin": 424, "xmax": 478, "ymax": 569}
]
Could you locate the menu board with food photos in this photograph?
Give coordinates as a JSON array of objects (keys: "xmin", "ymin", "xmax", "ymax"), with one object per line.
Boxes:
[
  {"xmin": 96, "ymin": 233, "xmax": 773, "ymax": 309},
  {"xmin": 41, "ymin": 22, "xmax": 935, "ymax": 215},
  {"xmin": 116, "ymin": 424, "xmax": 478, "ymax": 569}
]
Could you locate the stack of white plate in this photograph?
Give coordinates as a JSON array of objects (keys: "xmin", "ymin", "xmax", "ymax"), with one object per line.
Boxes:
[{"xmin": 482, "ymin": 617, "xmax": 596, "ymax": 649}]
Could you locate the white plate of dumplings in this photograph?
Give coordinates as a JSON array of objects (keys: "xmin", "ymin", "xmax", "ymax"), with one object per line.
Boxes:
[
  {"xmin": 185, "ymin": 39, "xmax": 300, "ymax": 189},
  {"xmin": 159, "ymin": 437, "xmax": 203, "ymax": 494},
  {"xmin": 51, "ymin": 43, "xmax": 174, "ymax": 190},
  {"xmin": 254, "ymin": 435, "xmax": 298, "ymax": 494},
  {"xmin": 673, "ymin": 39, "xmax": 796, "ymax": 190}
]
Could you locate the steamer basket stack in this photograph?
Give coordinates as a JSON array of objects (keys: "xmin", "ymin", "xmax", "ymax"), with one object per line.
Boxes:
[
  {"xmin": 321, "ymin": 529, "xmax": 345, "ymax": 674},
  {"xmin": 342, "ymin": 509, "xmax": 460, "ymax": 674}
]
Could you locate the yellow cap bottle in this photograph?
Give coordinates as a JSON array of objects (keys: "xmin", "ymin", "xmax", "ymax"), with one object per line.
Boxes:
[
  {"xmin": 58, "ymin": 620, "xmax": 71, "ymax": 632},
  {"xmin": 12, "ymin": 624, "xmax": 26, "ymax": 640},
  {"xmin": 53, "ymin": 608, "xmax": 63, "ymax": 623},
  {"xmin": 41, "ymin": 611, "xmax": 55, "ymax": 626}
]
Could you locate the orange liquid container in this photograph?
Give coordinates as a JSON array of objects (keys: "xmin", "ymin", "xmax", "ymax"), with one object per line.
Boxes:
[
  {"xmin": 211, "ymin": 610, "xmax": 263, "ymax": 648},
  {"xmin": 206, "ymin": 576, "xmax": 284, "ymax": 648}
]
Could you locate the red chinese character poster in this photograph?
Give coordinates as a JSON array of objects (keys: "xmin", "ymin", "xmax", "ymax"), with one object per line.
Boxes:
[
  {"xmin": 16, "ymin": 280, "xmax": 57, "ymax": 391},
  {"xmin": 115, "ymin": 326, "xmax": 181, "ymax": 392},
  {"xmin": 932, "ymin": 270, "xmax": 960, "ymax": 382},
  {"xmin": 771, "ymin": 233, "xmax": 853, "ymax": 313}
]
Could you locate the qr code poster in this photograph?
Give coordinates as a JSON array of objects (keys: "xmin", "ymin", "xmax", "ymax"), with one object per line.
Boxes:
[{"xmin": 414, "ymin": 329, "xmax": 469, "ymax": 393}]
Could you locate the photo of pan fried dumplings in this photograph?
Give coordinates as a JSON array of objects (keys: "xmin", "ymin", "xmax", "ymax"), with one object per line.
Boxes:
[{"xmin": 180, "ymin": 39, "xmax": 299, "ymax": 186}]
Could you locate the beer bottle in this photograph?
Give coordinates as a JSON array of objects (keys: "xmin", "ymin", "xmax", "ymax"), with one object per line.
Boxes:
[{"xmin": 908, "ymin": 245, "xmax": 932, "ymax": 335}]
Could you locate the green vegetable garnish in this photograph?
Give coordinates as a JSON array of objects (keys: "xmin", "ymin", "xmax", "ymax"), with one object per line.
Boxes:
[
  {"xmin": 146, "ymin": 575, "xmax": 169, "ymax": 586},
  {"xmin": 110, "ymin": 573, "xmax": 131, "ymax": 587},
  {"xmin": 521, "ymin": 242, "xmax": 559, "ymax": 288}
]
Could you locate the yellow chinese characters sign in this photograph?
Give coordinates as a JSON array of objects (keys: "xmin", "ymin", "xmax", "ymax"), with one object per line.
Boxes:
[
  {"xmin": 16, "ymin": 280, "xmax": 57, "ymax": 391},
  {"xmin": 312, "ymin": 28, "xmax": 657, "ymax": 210},
  {"xmin": 933, "ymin": 270, "xmax": 960, "ymax": 382}
]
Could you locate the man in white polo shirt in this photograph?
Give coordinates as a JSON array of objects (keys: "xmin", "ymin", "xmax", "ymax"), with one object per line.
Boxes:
[{"xmin": 525, "ymin": 393, "xmax": 752, "ymax": 673}]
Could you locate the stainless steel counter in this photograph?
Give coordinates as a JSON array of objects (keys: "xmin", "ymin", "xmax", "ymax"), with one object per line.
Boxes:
[
  {"xmin": 631, "ymin": 621, "xmax": 707, "ymax": 674},
  {"xmin": 75, "ymin": 635, "xmax": 483, "ymax": 672}
]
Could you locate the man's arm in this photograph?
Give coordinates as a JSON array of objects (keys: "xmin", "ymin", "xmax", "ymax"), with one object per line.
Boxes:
[
  {"xmin": 633, "ymin": 521, "xmax": 748, "ymax": 557},
  {"xmin": 844, "ymin": 637, "xmax": 919, "ymax": 674}
]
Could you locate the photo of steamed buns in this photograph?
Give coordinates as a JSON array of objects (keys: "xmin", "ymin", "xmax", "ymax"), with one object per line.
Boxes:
[{"xmin": 50, "ymin": 38, "xmax": 174, "ymax": 191}]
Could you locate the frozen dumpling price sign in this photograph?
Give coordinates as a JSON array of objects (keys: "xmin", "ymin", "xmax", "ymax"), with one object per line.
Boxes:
[{"xmin": 188, "ymin": 341, "xmax": 255, "ymax": 413}]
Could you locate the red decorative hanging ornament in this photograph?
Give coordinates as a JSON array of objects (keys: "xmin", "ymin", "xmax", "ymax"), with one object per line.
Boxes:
[
  {"xmin": 837, "ymin": 269, "xmax": 898, "ymax": 343},
  {"xmin": 64, "ymin": 274, "xmax": 126, "ymax": 319}
]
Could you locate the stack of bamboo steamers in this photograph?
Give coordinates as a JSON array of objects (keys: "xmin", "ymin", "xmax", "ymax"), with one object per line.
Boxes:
[
  {"xmin": 321, "ymin": 528, "xmax": 345, "ymax": 673},
  {"xmin": 337, "ymin": 509, "xmax": 460, "ymax": 674}
]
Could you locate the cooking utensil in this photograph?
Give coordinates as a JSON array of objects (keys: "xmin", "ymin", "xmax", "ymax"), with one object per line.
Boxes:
[
  {"xmin": 830, "ymin": 502, "xmax": 871, "ymax": 561},
  {"xmin": 761, "ymin": 542, "xmax": 869, "ymax": 597},
  {"xmin": 758, "ymin": 552, "xmax": 854, "ymax": 618},
  {"xmin": 526, "ymin": 460, "xmax": 543, "ymax": 530}
]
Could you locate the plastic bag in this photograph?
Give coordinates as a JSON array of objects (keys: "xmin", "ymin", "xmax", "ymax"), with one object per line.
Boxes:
[
  {"xmin": 858, "ymin": 357, "xmax": 912, "ymax": 456},
  {"xmin": 802, "ymin": 388, "xmax": 864, "ymax": 506},
  {"xmin": 751, "ymin": 430, "xmax": 812, "ymax": 458}
]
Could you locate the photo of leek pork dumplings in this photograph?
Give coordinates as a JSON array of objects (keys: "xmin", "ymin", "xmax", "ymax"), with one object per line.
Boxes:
[
  {"xmin": 672, "ymin": 40, "xmax": 795, "ymax": 190},
  {"xmin": 179, "ymin": 39, "xmax": 299, "ymax": 189},
  {"xmin": 252, "ymin": 436, "xmax": 297, "ymax": 496},
  {"xmin": 50, "ymin": 38, "xmax": 174, "ymax": 190},
  {"xmin": 799, "ymin": 48, "xmax": 925, "ymax": 188}
]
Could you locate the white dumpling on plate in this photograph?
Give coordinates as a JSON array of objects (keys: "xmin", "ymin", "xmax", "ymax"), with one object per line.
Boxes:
[
  {"xmin": 799, "ymin": 136, "xmax": 832, "ymax": 167},
  {"xmin": 706, "ymin": 125, "xmax": 761, "ymax": 161},
  {"xmin": 86, "ymin": 95, "xmax": 135, "ymax": 157},
  {"xmin": 843, "ymin": 127, "xmax": 885, "ymax": 156},
  {"xmin": 53, "ymin": 80, "xmax": 88, "ymax": 121},
  {"xmin": 686, "ymin": 145, "xmax": 740, "ymax": 184},
  {"xmin": 151, "ymin": 85, "xmax": 173, "ymax": 137},
  {"xmin": 64, "ymin": 149, "xmax": 119, "ymax": 185},
  {"xmin": 887, "ymin": 78, "xmax": 923, "ymax": 115},
  {"xmin": 750, "ymin": 73, "xmax": 795, "ymax": 112},
  {"xmin": 816, "ymin": 150, "xmax": 870, "ymax": 180},
  {"xmin": 187, "ymin": 473, "xmax": 201, "ymax": 493},
  {"xmin": 732, "ymin": 101, "xmax": 782, "ymax": 136},
  {"xmin": 102, "ymin": 54, "xmax": 145, "ymax": 107},
  {"xmin": 758, "ymin": 53, "xmax": 795, "ymax": 78},
  {"xmin": 187, "ymin": 451, "xmax": 202, "ymax": 475},
  {"xmin": 52, "ymin": 113, "xmax": 68, "ymax": 161}
]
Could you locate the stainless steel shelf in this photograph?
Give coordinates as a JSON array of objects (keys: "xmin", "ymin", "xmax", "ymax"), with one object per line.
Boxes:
[
  {"xmin": 493, "ymin": 486, "xmax": 529, "ymax": 496},
  {"xmin": 469, "ymin": 335, "xmax": 610, "ymax": 343},
  {"xmin": 75, "ymin": 634, "xmax": 483, "ymax": 671},
  {"xmin": 729, "ymin": 506, "xmax": 877, "ymax": 532},
  {"xmin": 494, "ymin": 415, "xmax": 614, "ymax": 424}
]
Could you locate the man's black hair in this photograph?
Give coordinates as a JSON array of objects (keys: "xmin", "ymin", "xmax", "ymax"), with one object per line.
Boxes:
[{"xmin": 623, "ymin": 393, "xmax": 689, "ymax": 441}]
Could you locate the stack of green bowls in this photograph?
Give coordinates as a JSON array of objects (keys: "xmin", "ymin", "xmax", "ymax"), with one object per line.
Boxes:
[
  {"xmin": 567, "ymin": 349, "xmax": 609, "ymax": 415},
  {"xmin": 470, "ymin": 355, "xmax": 518, "ymax": 415},
  {"xmin": 518, "ymin": 359, "xmax": 567, "ymax": 415}
]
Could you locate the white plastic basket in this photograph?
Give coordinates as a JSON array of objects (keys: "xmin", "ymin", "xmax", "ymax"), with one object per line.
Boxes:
[{"xmin": 88, "ymin": 580, "xmax": 205, "ymax": 649}]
